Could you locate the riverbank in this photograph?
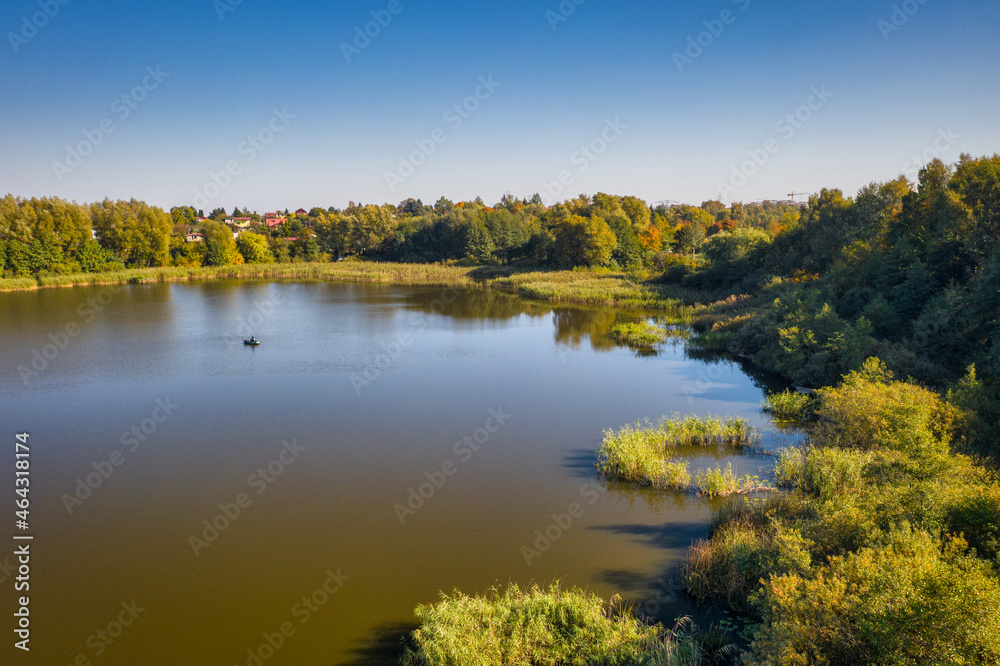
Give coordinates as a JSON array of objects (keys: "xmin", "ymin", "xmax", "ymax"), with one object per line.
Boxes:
[{"xmin": 0, "ymin": 261, "xmax": 694, "ymax": 312}]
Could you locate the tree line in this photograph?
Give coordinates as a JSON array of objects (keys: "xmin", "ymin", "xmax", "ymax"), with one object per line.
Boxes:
[{"xmin": 0, "ymin": 192, "xmax": 802, "ymax": 277}]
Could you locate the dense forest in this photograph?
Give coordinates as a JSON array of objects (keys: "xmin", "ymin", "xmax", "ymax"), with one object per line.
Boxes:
[{"xmin": 676, "ymin": 155, "xmax": 1000, "ymax": 455}]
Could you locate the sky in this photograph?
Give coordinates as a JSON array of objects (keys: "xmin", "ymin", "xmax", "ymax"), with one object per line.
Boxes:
[{"xmin": 1, "ymin": 0, "xmax": 998, "ymax": 212}]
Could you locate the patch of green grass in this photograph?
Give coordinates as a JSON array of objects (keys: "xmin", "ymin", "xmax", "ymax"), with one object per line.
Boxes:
[
  {"xmin": 608, "ymin": 321, "xmax": 691, "ymax": 348},
  {"xmin": 610, "ymin": 321, "xmax": 670, "ymax": 347},
  {"xmin": 694, "ymin": 464, "xmax": 774, "ymax": 498},
  {"xmin": 762, "ymin": 390, "xmax": 814, "ymax": 421},
  {"xmin": 488, "ymin": 269, "xmax": 687, "ymax": 310},
  {"xmin": 401, "ymin": 582, "xmax": 704, "ymax": 666}
]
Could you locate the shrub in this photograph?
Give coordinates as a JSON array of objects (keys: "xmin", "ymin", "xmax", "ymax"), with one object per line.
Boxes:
[
  {"xmin": 946, "ymin": 485, "xmax": 1000, "ymax": 562},
  {"xmin": 762, "ymin": 390, "xmax": 814, "ymax": 421},
  {"xmin": 816, "ymin": 358, "xmax": 951, "ymax": 458},
  {"xmin": 745, "ymin": 529, "xmax": 1000, "ymax": 666},
  {"xmin": 684, "ymin": 519, "xmax": 811, "ymax": 612}
]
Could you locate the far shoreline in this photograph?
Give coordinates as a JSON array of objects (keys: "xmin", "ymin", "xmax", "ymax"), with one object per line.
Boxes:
[{"xmin": 0, "ymin": 260, "xmax": 695, "ymax": 313}]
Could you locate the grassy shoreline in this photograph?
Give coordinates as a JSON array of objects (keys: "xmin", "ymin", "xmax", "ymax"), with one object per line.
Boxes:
[{"xmin": 0, "ymin": 261, "xmax": 692, "ymax": 312}]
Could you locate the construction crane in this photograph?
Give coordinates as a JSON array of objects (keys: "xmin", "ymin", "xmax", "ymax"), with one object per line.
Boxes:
[{"xmin": 787, "ymin": 192, "xmax": 810, "ymax": 202}]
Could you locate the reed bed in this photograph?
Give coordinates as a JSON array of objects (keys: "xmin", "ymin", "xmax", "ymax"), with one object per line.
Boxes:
[
  {"xmin": 662, "ymin": 414, "xmax": 758, "ymax": 448},
  {"xmin": 597, "ymin": 415, "xmax": 759, "ymax": 489},
  {"xmin": 489, "ymin": 270, "xmax": 685, "ymax": 310},
  {"xmin": 694, "ymin": 463, "xmax": 774, "ymax": 498},
  {"xmin": 595, "ymin": 421, "xmax": 692, "ymax": 489},
  {"xmin": 401, "ymin": 582, "xmax": 704, "ymax": 666},
  {"xmin": 0, "ymin": 276, "xmax": 38, "ymax": 290},
  {"xmin": 1, "ymin": 261, "xmax": 479, "ymax": 292}
]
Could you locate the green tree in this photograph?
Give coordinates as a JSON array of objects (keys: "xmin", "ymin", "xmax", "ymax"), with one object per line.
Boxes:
[
  {"xmin": 620, "ymin": 196, "xmax": 651, "ymax": 230},
  {"xmin": 553, "ymin": 215, "xmax": 617, "ymax": 267},
  {"xmin": 202, "ymin": 221, "xmax": 239, "ymax": 266},
  {"xmin": 169, "ymin": 236, "xmax": 206, "ymax": 267},
  {"xmin": 463, "ymin": 220, "xmax": 495, "ymax": 262},
  {"xmin": 26, "ymin": 233, "xmax": 65, "ymax": 273},
  {"xmin": 236, "ymin": 232, "xmax": 274, "ymax": 264},
  {"xmin": 0, "ymin": 196, "xmax": 92, "ymax": 258},
  {"xmin": 348, "ymin": 204, "xmax": 397, "ymax": 255},
  {"xmin": 483, "ymin": 209, "xmax": 529, "ymax": 262},
  {"xmin": 606, "ymin": 215, "xmax": 644, "ymax": 267},
  {"xmin": 77, "ymin": 239, "xmax": 120, "ymax": 273},
  {"xmin": 951, "ymin": 153, "xmax": 1000, "ymax": 264},
  {"xmin": 674, "ymin": 222, "xmax": 706, "ymax": 254},
  {"xmin": 702, "ymin": 227, "xmax": 771, "ymax": 263},
  {"xmin": 4, "ymin": 240, "xmax": 29, "ymax": 276},
  {"xmin": 90, "ymin": 199, "xmax": 171, "ymax": 267},
  {"xmin": 171, "ymin": 206, "xmax": 198, "ymax": 227}
]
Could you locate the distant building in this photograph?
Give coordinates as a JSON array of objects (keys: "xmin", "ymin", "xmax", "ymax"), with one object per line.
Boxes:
[
  {"xmin": 185, "ymin": 233, "xmax": 205, "ymax": 243},
  {"xmin": 265, "ymin": 213, "xmax": 287, "ymax": 229},
  {"xmin": 295, "ymin": 208, "xmax": 308, "ymax": 216},
  {"xmin": 226, "ymin": 217, "xmax": 253, "ymax": 229}
]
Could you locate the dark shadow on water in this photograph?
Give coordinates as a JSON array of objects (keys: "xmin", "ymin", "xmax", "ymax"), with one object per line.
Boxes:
[
  {"xmin": 562, "ymin": 448, "xmax": 599, "ymax": 480},
  {"xmin": 589, "ymin": 521, "xmax": 707, "ymax": 552},
  {"xmin": 595, "ymin": 563, "xmax": 700, "ymax": 626},
  {"xmin": 337, "ymin": 621, "xmax": 418, "ymax": 666}
]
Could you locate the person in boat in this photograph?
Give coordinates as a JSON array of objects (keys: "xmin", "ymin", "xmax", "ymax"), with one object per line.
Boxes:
[{"xmin": 250, "ymin": 337, "xmax": 256, "ymax": 343}]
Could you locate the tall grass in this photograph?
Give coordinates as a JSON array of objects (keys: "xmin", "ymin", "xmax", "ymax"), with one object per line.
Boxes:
[
  {"xmin": 663, "ymin": 414, "xmax": 757, "ymax": 448},
  {"xmin": 694, "ymin": 464, "xmax": 774, "ymax": 497},
  {"xmin": 0, "ymin": 276, "xmax": 38, "ymax": 290},
  {"xmin": 401, "ymin": 582, "xmax": 704, "ymax": 666},
  {"xmin": 684, "ymin": 514, "xmax": 811, "ymax": 611},
  {"xmin": 489, "ymin": 269, "xmax": 686, "ymax": 310},
  {"xmin": 597, "ymin": 415, "xmax": 758, "ymax": 489},
  {"xmin": 762, "ymin": 390, "xmax": 814, "ymax": 421},
  {"xmin": 596, "ymin": 421, "xmax": 692, "ymax": 489}
]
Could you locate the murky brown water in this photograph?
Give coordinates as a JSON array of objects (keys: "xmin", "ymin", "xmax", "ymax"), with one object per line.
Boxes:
[{"xmin": 0, "ymin": 281, "xmax": 785, "ymax": 664}]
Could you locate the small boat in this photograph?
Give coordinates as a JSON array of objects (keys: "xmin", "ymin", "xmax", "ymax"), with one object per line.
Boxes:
[{"xmin": 244, "ymin": 339, "xmax": 261, "ymax": 347}]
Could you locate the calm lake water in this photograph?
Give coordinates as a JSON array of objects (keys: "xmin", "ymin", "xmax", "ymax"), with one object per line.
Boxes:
[{"xmin": 0, "ymin": 281, "xmax": 788, "ymax": 665}]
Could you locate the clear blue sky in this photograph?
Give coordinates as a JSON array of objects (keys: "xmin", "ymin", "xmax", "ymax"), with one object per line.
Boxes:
[{"xmin": 1, "ymin": 0, "xmax": 997, "ymax": 211}]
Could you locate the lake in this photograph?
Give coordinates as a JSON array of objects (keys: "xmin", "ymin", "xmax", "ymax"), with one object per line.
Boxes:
[{"xmin": 0, "ymin": 281, "xmax": 787, "ymax": 665}]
